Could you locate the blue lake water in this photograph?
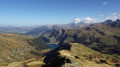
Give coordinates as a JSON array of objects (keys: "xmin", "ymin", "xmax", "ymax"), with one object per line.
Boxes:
[{"xmin": 48, "ymin": 43, "xmax": 59, "ymax": 49}]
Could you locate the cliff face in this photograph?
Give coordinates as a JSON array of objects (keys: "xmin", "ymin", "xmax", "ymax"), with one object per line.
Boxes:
[{"xmin": 3, "ymin": 43, "xmax": 120, "ymax": 67}]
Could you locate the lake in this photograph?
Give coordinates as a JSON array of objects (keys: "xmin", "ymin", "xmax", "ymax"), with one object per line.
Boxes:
[{"xmin": 48, "ymin": 43, "xmax": 59, "ymax": 49}]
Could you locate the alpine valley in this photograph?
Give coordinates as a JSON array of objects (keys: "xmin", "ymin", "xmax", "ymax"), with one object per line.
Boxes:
[{"xmin": 0, "ymin": 19, "xmax": 120, "ymax": 67}]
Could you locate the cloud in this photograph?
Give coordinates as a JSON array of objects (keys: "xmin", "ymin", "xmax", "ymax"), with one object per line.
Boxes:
[
  {"xmin": 74, "ymin": 17, "xmax": 98, "ymax": 23},
  {"xmin": 103, "ymin": 2, "xmax": 108, "ymax": 5},
  {"xmin": 105, "ymin": 13, "xmax": 120, "ymax": 21},
  {"xmin": 110, "ymin": 13, "xmax": 120, "ymax": 16},
  {"xmin": 98, "ymin": 13, "xmax": 120, "ymax": 21},
  {"xmin": 74, "ymin": 13, "xmax": 120, "ymax": 24},
  {"xmin": 99, "ymin": 15, "xmax": 104, "ymax": 17}
]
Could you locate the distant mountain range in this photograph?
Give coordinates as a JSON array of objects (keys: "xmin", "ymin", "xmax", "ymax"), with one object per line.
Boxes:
[
  {"xmin": 0, "ymin": 26, "xmax": 35, "ymax": 34},
  {"xmin": 25, "ymin": 19, "xmax": 120, "ymax": 38},
  {"xmin": 0, "ymin": 19, "xmax": 95, "ymax": 36},
  {"xmin": 1, "ymin": 19, "xmax": 119, "ymax": 38},
  {"xmin": 25, "ymin": 20, "xmax": 95, "ymax": 37}
]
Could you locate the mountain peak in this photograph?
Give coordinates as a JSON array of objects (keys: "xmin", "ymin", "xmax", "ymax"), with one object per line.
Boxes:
[{"xmin": 115, "ymin": 19, "xmax": 120, "ymax": 22}]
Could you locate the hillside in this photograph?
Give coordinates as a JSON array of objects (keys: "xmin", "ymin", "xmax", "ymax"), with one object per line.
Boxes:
[
  {"xmin": 2, "ymin": 43, "xmax": 120, "ymax": 67},
  {"xmin": 0, "ymin": 33, "xmax": 50, "ymax": 66},
  {"xmin": 40, "ymin": 20, "xmax": 120, "ymax": 55}
]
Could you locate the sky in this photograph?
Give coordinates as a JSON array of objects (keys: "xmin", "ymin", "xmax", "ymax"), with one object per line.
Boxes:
[{"xmin": 0, "ymin": 0, "xmax": 120, "ymax": 26}]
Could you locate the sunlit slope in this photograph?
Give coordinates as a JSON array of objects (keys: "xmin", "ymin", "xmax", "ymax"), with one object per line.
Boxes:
[
  {"xmin": 0, "ymin": 33, "xmax": 50, "ymax": 65},
  {"xmin": 42, "ymin": 43, "xmax": 120, "ymax": 67},
  {"xmin": 3, "ymin": 43, "xmax": 120, "ymax": 67}
]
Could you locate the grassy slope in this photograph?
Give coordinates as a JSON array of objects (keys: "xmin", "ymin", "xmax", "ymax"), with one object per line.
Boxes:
[
  {"xmin": 42, "ymin": 43, "xmax": 120, "ymax": 67},
  {"xmin": 0, "ymin": 33, "xmax": 50, "ymax": 66},
  {"xmin": 5, "ymin": 43, "xmax": 120, "ymax": 67}
]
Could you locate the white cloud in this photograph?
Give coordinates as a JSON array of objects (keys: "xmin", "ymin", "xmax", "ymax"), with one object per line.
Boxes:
[
  {"xmin": 103, "ymin": 2, "xmax": 108, "ymax": 5},
  {"xmin": 74, "ymin": 13, "xmax": 120, "ymax": 24},
  {"xmin": 74, "ymin": 18, "xmax": 81, "ymax": 23},
  {"xmin": 74, "ymin": 17, "xmax": 98, "ymax": 23},
  {"xmin": 110, "ymin": 13, "xmax": 120, "ymax": 16},
  {"xmin": 105, "ymin": 13, "xmax": 120, "ymax": 21}
]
